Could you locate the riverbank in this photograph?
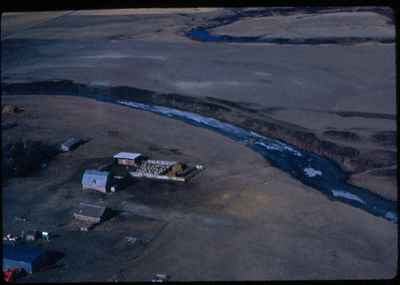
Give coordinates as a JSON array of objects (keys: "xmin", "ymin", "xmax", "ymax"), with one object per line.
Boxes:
[
  {"xmin": 1, "ymin": 95, "xmax": 397, "ymax": 281},
  {"xmin": 2, "ymin": 7, "xmax": 397, "ymax": 280},
  {"xmin": 3, "ymin": 80, "xmax": 397, "ymax": 204}
]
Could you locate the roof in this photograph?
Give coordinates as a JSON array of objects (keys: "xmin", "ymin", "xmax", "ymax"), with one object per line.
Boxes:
[
  {"xmin": 75, "ymin": 202, "xmax": 107, "ymax": 218},
  {"xmin": 3, "ymin": 243, "xmax": 45, "ymax": 263},
  {"xmin": 113, "ymin": 152, "xmax": 142, "ymax": 160},
  {"xmin": 82, "ymin": 170, "xmax": 110, "ymax": 188},
  {"xmin": 61, "ymin": 137, "xmax": 82, "ymax": 148}
]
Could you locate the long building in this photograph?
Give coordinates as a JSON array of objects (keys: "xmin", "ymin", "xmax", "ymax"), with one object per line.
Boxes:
[{"xmin": 73, "ymin": 202, "xmax": 107, "ymax": 224}]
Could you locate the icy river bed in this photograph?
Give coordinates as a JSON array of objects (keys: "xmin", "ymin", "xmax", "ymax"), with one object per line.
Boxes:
[{"xmin": 117, "ymin": 100, "xmax": 397, "ymax": 223}]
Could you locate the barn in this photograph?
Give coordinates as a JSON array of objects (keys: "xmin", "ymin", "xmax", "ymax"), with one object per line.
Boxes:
[{"xmin": 82, "ymin": 170, "xmax": 111, "ymax": 193}]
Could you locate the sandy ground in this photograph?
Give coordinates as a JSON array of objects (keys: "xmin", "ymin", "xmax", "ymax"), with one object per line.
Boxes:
[{"xmin": 1, "ymin": 95, "xmax": 398, "ymax": 281}]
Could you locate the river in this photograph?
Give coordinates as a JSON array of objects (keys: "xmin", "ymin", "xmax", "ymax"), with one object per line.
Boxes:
[
  {"xmin": 2, "ymin": 81, "xmax": 397, "ymax": 223},
  {"xmin": 116, "ymin": 100, "xmax": 397, "ymax": 223},
  {"xmin": 185, "ymin": 8, "xmax": 394, "ymax": 45}
]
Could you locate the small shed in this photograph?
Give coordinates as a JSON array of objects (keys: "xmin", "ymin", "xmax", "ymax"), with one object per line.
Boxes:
[
  {"xmin": 82, "ymin": 170, "xmax": 111, "ymax": 193},
  {"xmin": 113, "ymin": 152, "xmax": 143, "ymax": 167},
  {"xmin": 24, "ymin": 230, "xmax": 40, "ymax": 241},
  {"xmin": 60, "ymin": 137, "xmax": 83, "ymax": 152},
  {"xmin": 3, "ymin": 243, "xmax": 49, "ymax": 273},
  {"xmin": 73, "ymin": 202, "xmax": 107, "ymax": 224}
]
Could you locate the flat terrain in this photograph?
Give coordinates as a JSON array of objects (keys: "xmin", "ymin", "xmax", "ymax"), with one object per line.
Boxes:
[
  {"xmin": 2, "ymin": 95, "xmax": 397, "ymax": 281},
  {"xmin": 210, "ymin": 11, "xmax": 394, "ymax": 38},
  {"xmin": 2, "ymin": 7, "xmax": 396, "ymax": 200},
  {"xmin": 1, "ymin": 7, "xmax": 397, "ymax": 281},
  {"xmin": 1, "ymin": 8, "xmax": 395, "ymax": 113}
]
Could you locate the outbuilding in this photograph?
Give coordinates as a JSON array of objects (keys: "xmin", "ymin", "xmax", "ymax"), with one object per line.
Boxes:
[
  {"xmin": 73, "ymin": 202, "xmax": 107, "ymax": 224},
  {"xmin": 82, "ymin": 170, "xmax": 111, "ymax": 193},
  {"xmin": 24, "ymin": 230, "xmax": 40, "ymax": 241},
  {"xmin": 60, "ymin": 137, "xmax": 83, "ymax": 152},
  {"xmin": 113, "ymin": 152, "xmax": 143, "ymax": 167},
  {"xmin": 3, "ymin": 243, "xmax": 49, "ymax": 273}
]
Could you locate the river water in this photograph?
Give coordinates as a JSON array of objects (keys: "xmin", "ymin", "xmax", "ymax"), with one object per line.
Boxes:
[
  {"xmin": 178, "ymin": 10, "xmax": 397, "ymax": 222},
  {"xmin": 186, "ymin": 29, "xmax": 395, "ymax": 45},
  {"xmin": 2, "ymin": 79, "xmax": 397, "ymax": 223},
  {"xmin": 185, "ymin": 8, "xmax": 394, "ymax": 45},
  {"xmin": 116, "ymin": 100, "xmax": 397, "ymax": 223}
]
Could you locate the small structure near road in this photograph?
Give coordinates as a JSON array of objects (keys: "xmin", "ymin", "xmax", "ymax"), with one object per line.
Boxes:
[
  {"xmin": 152, "ymin": 273, "xmax": 170, "ymax": 283},
  {"xmin": 60, "ymin": 137, "xmax": 83, "ymax": 152},
  {"xmin": 82, "ymin": 170, "xmax": 111, "ymax": 193},
  {"xmin": 113, "ymin": 152, "xmax": 144, "ymax": 167},
  {"xmin": 41, "ymin": 232, "xmax": 50, "ymax": 241},
  {"xmin": 73, "ymin": 202, "xmax": 107, "ymax": 224},
  {"xmin": 3, "ymin": 233, "xmax": 20, "ymax": 242},
  {"xmin": 24, "ymin": 230, "xmax": 40, "ymax": 241},
  {"xmin": 2, "ymin": 104, "xmax": 24, "ymax": 115},
  {"xmin": 3, "ymin": 268, "xmax": 24, "ymax": 282},
  {"xmin": 3, "ymin": 243, "xmax": 49, "ymax": 274}
]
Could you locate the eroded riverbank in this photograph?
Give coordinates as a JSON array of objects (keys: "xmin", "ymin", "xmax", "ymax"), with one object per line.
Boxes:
[
  {"xmin": 2, "ymin": 80, "xmax": 397, "ymax": 222},
  {"xmin": 2, "ymin": 94, "xmax": 397, "ymax": 281}
]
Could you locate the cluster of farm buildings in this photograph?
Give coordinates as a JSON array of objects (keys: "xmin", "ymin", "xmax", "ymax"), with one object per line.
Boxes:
[
  {"xmin": 3, "ymin": 137, "xmax": 203, "ymax": 282},
  {"xmin": 82, "ymin": 151, "xmax": 203, "ymax": 193}
]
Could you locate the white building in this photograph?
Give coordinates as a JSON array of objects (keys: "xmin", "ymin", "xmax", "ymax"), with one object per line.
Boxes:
[
  {"xmin": 113, "ymin": 152, "xmax": 143, "ymax": 167},
  {"xmin": 82, "ymin": 170, "xmax": 111, "ymax": 193}
]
